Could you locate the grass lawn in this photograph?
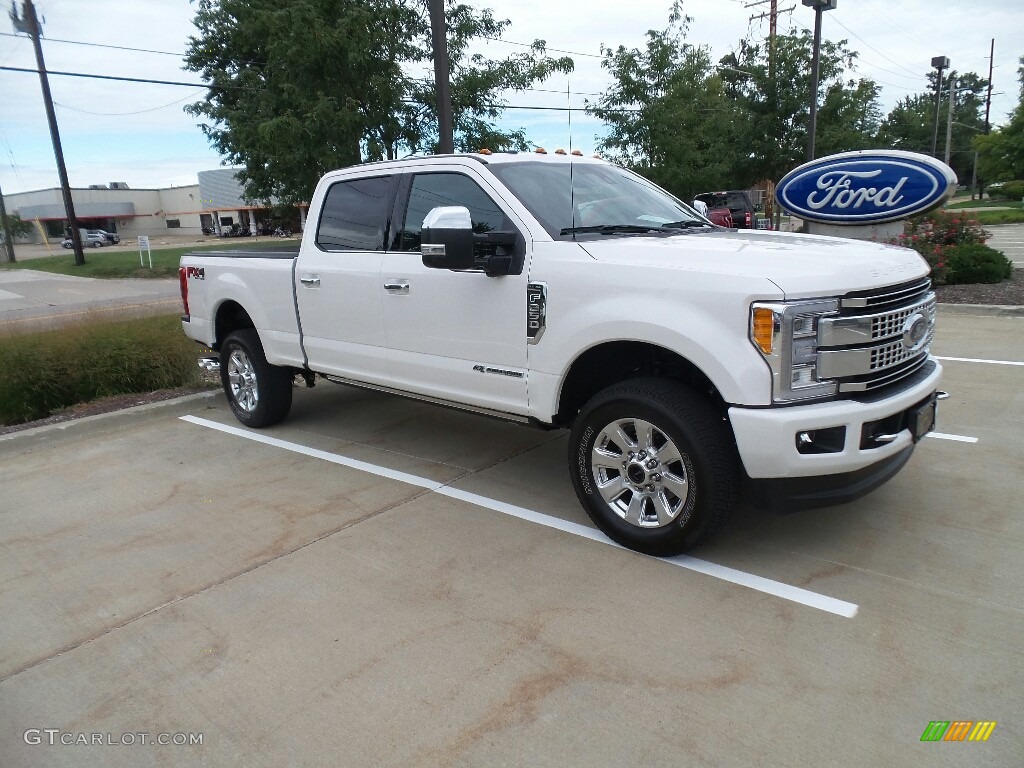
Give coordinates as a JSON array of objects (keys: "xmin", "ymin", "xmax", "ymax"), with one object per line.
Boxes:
[
  {"xmin": 946, "ymin": 199, "xmax": 1024, "ymax": 210},
  {"xmin": 0, "ymin": 239, "xmax": 298, "ymax": 279},
  {"xmin": 967, "ymin": 209, "xmax": 1024, "ymax": 225}
]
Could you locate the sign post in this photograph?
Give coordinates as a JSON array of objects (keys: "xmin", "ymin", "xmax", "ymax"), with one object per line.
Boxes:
[{"xmin": 137, "ymin": 235, "xmax": 152, "ymax": 268}]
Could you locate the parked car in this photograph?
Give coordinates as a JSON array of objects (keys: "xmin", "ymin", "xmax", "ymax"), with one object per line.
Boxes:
[
  {"xmin": 87, "ymin": 229, "xmax": 120, "ymax": 245},
  {"xmin": 62, "ymin": 232, "xmax": 107, "ymax": 248},
  {"xmin": 694, "ymin": 190, "xmax": 758, "ymax": 229},
  {"xmin": 179, "ymin": 151, "xmax": 942, "ymax": 557}
]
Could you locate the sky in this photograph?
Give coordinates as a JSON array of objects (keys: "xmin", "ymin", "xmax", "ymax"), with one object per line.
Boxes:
[{"xmin": 1, "ymin": 0, "xmax": 1021, "ymax": 195}]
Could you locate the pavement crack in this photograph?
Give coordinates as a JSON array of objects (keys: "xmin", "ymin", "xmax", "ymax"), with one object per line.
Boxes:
[{"xmin": 0, "ymin": 486, "xmax": 434, "ymax": 685}]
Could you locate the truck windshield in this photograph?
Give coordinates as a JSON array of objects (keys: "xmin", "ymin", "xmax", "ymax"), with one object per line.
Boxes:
[{"xmin": 487, "ymin": 161, "xmax": 710, "ymax": 239}]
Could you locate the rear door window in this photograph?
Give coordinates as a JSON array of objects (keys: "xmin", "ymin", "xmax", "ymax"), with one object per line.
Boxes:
[{"xmin": 316, "ymin": 176, "xmax": 393, "ymax": 251}]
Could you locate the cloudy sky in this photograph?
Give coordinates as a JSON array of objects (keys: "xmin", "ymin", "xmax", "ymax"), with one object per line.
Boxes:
[{"xmin": 1, "ymin": 0, "xmax": 1020, "ymax": 194}]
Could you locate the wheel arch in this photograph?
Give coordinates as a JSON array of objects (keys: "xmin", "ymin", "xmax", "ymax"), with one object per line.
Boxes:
[
  {"xmin": 214, "ymin": 300, "xmax": 256, "ymax": 351},
  {"xmin": 554, "ymin": 340, "xmax": 729, "ymax": 429}
]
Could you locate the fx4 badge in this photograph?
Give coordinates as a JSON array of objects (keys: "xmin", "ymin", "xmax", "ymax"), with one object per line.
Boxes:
[{"xmin": 527, "ymin": 282, "xmax": 547, "ymax": 344}]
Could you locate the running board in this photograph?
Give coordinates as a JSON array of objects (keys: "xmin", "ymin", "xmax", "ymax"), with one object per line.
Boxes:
[{"xmin": 321, "ymin": 374, "xmax": 532, "ymax": 425}]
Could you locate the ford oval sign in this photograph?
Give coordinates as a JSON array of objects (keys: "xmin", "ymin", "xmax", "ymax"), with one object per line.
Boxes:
[{"xmin": 775, "ymin": 150, "xmax": 957, "ymax": 225}]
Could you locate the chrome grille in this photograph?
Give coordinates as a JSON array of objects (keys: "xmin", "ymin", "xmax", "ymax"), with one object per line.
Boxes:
[
  {"xmin": 819, "ymin": 282, "xmax": 937, "ymax": 396},
  {"xmin": 820, "ymin": 295, "xmax": 936, "ymax": 346},
  {"xmin": 869, "ymin": 326, "xmax": 935, "ymax": 370},
  {"xmin": 840, "ymin": 277, "xmax": 932, "ymax": 312}
]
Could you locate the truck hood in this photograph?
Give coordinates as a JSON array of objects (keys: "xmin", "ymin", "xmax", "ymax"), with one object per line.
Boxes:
[{"xmin": 576, "ymin": 229, "xmax": 930, "ymax": 298}]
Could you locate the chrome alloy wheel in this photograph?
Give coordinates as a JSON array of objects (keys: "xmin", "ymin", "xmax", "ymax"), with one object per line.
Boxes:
[
  {"xmin": 227, "ymin": 348, "xmax": 259, "ymax": 413},
  {"xmin": 591, "ymin": 418, "xmax": 691, "ymax": 528}
]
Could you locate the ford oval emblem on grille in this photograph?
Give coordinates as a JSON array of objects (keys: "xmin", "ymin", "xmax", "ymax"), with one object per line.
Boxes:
[
  {"xmin": 775, "ymin": 150, "xmax": 957, "ymax": 225},
  {"xmin": 902, "ymin": 313, "xmax": 929, "ymax": 352}
]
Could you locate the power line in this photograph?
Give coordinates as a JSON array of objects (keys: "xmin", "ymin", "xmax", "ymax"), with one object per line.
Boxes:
[
  {"xmin": 479, "ymin": 35, "xmax": 603, "ymax": 59},
  {"xmin": 52, "ymin": 91, "xmax": 205, "ymax": 116},
  {"xmin": 0, "ymin": 65, "xmax": 641, "ymax": 113},
  {"xmin": 0, "ymin": 30, "xmax": 184, "ymax": 58},
  {"xmin": 827, "ymin": 14, "xmax": 922, "ymax": 79}
]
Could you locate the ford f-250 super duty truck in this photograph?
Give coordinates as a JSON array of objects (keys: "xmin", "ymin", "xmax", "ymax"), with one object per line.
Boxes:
[{"xmin": 180, "ymin": 151, "xmax": 943, "ymax": 556}]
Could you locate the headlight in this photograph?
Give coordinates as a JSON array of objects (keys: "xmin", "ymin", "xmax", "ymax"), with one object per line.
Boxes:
[{"xmin": 750, "ymin": 299, "xmax": 839, "ymax": 402}]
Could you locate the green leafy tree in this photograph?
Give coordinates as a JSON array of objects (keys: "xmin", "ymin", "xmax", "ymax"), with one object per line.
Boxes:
[
  {"xmin": 876, "ymin": 70, "xmax": 988, "ymax": 184},
  {"xmin": 184, "ymin": 0, "xmax": 572, "ymax": 205},
  {"xmin": 975, "ymin": 56, "xmax": 1024, "ymax": 184},
  {"xmin": 717, "ymin": 31, "xmax": 881, "ymax": 185},
  {"xmin": 586, "ymin": 6, "xmax": 748, "ymax": 200},
  {"xmin": 1, "ymin": 212, "xmax": 33, "ymax": 240}
]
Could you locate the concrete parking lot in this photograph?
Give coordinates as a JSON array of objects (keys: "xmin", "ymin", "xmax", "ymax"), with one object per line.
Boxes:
[
  {"xmin": 986, "ymin": 222, "xmax": 1024, "ymax": 267},
  {"xmin": 0, "ymin": 308, "xmax": 1021, "ymax": 767}
]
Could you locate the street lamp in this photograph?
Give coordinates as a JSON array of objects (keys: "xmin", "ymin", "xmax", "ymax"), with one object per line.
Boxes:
[
  {"xmin": 930, "ymin": 55, "xmax": 949, "ymax": 157},
  {"xmin": 803, "ymin": 0, "xmax": 837, "ymax": 161}
]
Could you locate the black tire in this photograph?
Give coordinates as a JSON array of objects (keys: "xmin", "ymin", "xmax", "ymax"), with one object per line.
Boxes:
[
  {"xmin": 568, "ymin": 378, "xmax": 739, "ymax": 556},
  {"xmin": 91, "ymin": 241, "xmax": 101, "ymax": 248},
  {"xmin": 219, "ymin": 329, "xmax": 293, "ymax": 428}
]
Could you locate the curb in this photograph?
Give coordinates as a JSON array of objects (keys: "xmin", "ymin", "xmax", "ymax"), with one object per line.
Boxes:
[
  {"xmin": 937, "ymin": 303, "xmax": 1024, "ymax": 317},
  {"xmin": 0, "ymin": 390, "xmax": 222, "ymax": 445}
]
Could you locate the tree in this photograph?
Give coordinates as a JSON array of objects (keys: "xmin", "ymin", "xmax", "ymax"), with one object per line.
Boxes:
[
  {"xmin": 0, "ymin": 212, "xmax": 33, "ymax": 241},
  {"xmin": 184, "ymin": 0, "xmax": 572, "ymax": 206},
  {"xmin": 586, "ymin": 6, "xmax": 748, "ymax": 200},
  {"xmin": 717, "ymin": 31, "xmax": 881, "ymax": 185},
  {"xmin": 975, "ymin": 56, "xmax": 1024, "ymax": 184},
  {"xmin": 876, "ymin": 69, "xmax": 988, "ymax": 184}
]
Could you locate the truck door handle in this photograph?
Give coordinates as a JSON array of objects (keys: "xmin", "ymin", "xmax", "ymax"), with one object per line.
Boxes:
[
  {"xmin": 384, "ymin": 280, "xmax": 409, "ymax": 294},
  {"xmin": 299, "ymin": 275, "xmax": 320, "ymax": 287}
]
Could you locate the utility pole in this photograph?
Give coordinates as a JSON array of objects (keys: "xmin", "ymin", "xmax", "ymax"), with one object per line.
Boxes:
[
  {"xmin": 978, "ymin": 38, "xmax": 995, "ymax": 199},
  {"xmin": 930, "ymin": 55, "xmax": 949, "ymax": 158},
  {"xmin": 943, "ymin": 74, "xmax": 956, "ymax": 166},
  {"xmin": 428, "ymin": 0, "xmax": 454, "ymax": 154},
  {"xmin": 0, "ymin": 179, "xmax": 16, "ymax": 263},
  {"xmin": 12, "ymin": 0, "xmax": 85, "ymax": 265}
]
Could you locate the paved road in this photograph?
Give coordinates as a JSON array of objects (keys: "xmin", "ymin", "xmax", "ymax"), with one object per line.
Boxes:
[
  {"xmin": 987, "ymin": 223, "xmax": 1024, "ymax": 267},
  {"xmin": 0, "ymin": 270, "xmax": 179, "ymax": 332},
  {"xmin": 0, "ymin": 310, "xmax": 1021, "ymax": 767}
]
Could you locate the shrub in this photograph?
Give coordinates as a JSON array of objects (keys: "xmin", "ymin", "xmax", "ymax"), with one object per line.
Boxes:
[
  {"xmin": 888, "ymin": 210, "xmax": 990, "ymax": 284},
  {"xmin": 0, "ymin": 315, "xmax": 200, "ymax": 426},
  {"xmin": 987, "ymin": 181, "xmax": 1024, "ymax": 201},
  {"xmin": 943, "ymin": 244, "xmax": 1014, "ymax": 285}
]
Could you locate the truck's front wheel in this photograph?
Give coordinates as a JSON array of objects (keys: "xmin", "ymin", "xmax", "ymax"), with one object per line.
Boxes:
[
  {"xmin": 220, "ymin": 329, "xmax": 293, "ymax": 428},
  {"xmin": 568, "ymin": 379, "xmax": 738, "ymax": 556}
]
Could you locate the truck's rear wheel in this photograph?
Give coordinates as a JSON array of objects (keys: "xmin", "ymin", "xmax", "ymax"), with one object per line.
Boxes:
[
  {"xmin": 568, "ymin": 378, "xmax": 738, "ymax": 556},
  {"xmin": 220, "ymin": 329, "xmax": 292, "ymax": 428}
]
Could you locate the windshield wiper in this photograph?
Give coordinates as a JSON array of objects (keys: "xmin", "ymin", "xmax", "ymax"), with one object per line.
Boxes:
[
  {"xmin": 560, "ymin": 224, "xmax": 664, "ymax": 236},
  {"xmin": 660, "ymin": 219, "xmax": 714, "ymax": 230}
]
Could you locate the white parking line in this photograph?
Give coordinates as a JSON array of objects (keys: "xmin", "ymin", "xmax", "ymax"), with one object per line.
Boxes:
[
  {"xmin": 935, "ymin": 356, "xmax": 1024, "ymax": 367},
  {"xmin": 180, "ymin": 415, "xmax": 859, "ymax": 619},
  {"xmin": 926, "ymin": 432, "xmax": 979, "ymax": 443}
]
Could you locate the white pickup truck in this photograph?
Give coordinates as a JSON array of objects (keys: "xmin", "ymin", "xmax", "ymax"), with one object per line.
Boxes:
[{"xmin": 180, "ymin": 151, "xmax": 943, "ymax": 555}]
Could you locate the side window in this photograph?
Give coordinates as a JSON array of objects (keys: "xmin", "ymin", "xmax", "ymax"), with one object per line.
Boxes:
[
  {"xmin": 399, "ymin": 173, "xmax": 510, "ymax": 254},
  {"xmin": 316, "ymin": 176, "xmax": 392, "ymax": 251}
]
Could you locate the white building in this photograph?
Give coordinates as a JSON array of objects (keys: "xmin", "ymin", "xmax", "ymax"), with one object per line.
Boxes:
[{"xmin": 3, "ymin": 169, "xmax": 304, "ymax": 243}]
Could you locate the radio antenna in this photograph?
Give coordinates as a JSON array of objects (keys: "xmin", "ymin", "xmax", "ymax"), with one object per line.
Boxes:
[{"xmin": 568, "ymin": 79, "xmax": 576, "ymax": 239}]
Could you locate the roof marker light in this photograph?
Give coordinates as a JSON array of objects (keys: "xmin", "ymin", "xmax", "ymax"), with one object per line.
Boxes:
[
  {"xmin": 571, "ymin": 150, "xmax": 583, "ymax": 156},
  {"xmin": 478, "ymin": 148, "xmax": 492, "ymax": 155},
  {"xmin": 555, "ymin": 148, "xmax": 567, "ymax": 155},
  {"xmin": 534, "ymin": 147, "xmax": 547, "ymax": 154}
]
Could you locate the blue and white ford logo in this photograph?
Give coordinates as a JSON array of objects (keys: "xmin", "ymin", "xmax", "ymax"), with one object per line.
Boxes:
[{"xmin": 776, "ymin": 150, "xmax": 957, "ymax": 225}]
